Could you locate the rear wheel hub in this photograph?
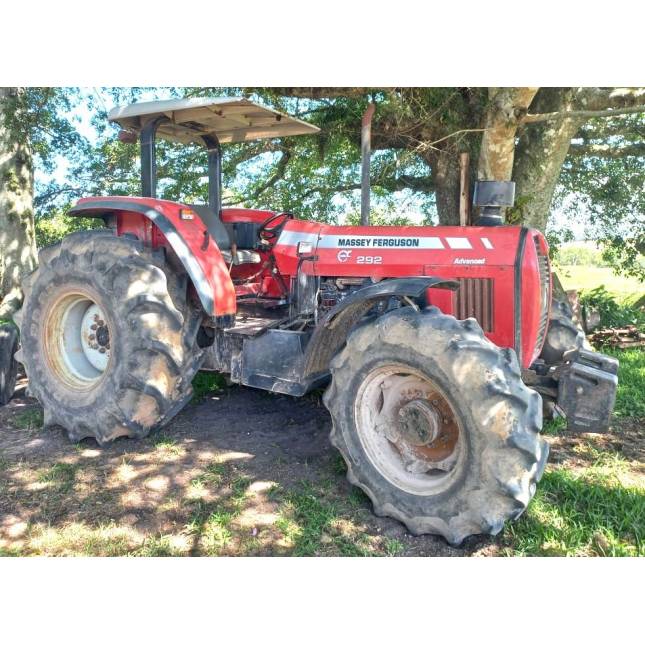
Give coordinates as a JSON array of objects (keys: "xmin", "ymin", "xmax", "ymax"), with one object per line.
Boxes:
[{"xmin": 44, "ymin": 294, "xmax": 111, "ymax": 390}]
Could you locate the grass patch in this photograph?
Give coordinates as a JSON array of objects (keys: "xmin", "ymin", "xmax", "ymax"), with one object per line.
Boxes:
[
  {"xmin": 26, "ymin": 522, "xmax": 136, "ymax": 556},
  {"xmin": 190, "ymin": 462, "xmax": 226, "ymax": 489},
  {"xmin": 151, "ymin": 433, "xmax": 185, "ymax": 456},
  {"xmin": 37, "ymin": 462, "xmax": 79, "ymax": 493},
  {"xmin": 504, "ymin": 458, "xmax": 644, "ymax": 556},
  {"xmin": 276, "ymin": 481, "xmax": 374, "ymax": 556},
  {"xmin": 0, "ymin": 547, "xmax": 22, "ymax": 556},
  {"xmin": 192, "ymin": 372, "xmax": 226, "ymax": 403},
  {"xmin": 603, "ymin": 347, "xmax": 645, "ymax": 418},
  {"xmin": 557, "ymin": 265, "xmax": 643, "ymax": 302},
  {"xmin": 384, "ymin": 538, "xmax": 405, "ymax": 556},
  {"xmin": 184, "ymin": 463, "xmax": 252, "ymax": 555},
  {"xmin": 13, "ymin": 408, "xmax": 43, "ymax": 431},
  {"xmin": 542, "ymin": 417, "xmax": 567, "ymax": 436},
  {"xmin": 134, "ymin": 535, "xmax": 186, "ymax": 557}
]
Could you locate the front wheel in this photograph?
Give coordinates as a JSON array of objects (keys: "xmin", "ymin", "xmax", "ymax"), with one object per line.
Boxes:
[{"xmin": 324, "ymin": 306, "xmax": 548, "ymax": 545}]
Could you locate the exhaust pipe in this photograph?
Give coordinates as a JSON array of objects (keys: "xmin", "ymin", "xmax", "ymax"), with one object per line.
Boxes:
[
  {"xmin": 473, "ymin": 180, "xmax": 515, "ymax": 226},
  {"xmin": 360, "ymin": 103, "xmax": 376, "ymax": 226}
]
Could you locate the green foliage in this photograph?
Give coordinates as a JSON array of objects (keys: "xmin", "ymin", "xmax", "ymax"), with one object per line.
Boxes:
[
  {"xmin": 554, "ymin": 243, "xmax": 611, "ymax": 267},
  {"xmin": 554, "ymin": 113, "xmax": 645, "ymax": 281},
  {"xmin": 191, "ymin": 372, "xmax": 226, "ymax": 403},
  {"xmin": 344, "ymin": 209, "xmax": 415, "ymax": 226},
  {"xmin": 580, "ymin": 286, "xmax": 645, "ymax": 331},
  {"xmin": 34, "ymin": 209, "xmax": 101, "ymax": 248},
  {"xmin": 603, "ymin": 347, "xmax": 645, "ymax": 418},
  {"xmin": 1, "ymin": 88, "xmax": 86, "ymax": 173}
]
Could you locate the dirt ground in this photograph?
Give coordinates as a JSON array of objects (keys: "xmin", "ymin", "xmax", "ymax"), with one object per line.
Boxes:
[{"xmin": 0, "ymin": 374, "xmax": 642, "ymax": 556}]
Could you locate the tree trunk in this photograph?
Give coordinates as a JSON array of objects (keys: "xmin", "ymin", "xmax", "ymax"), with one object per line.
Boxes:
[
  {"xmin": 511, "ymin": 88, "xmax": 584, "ymax": 231},
  {"xmin": 431, "ymin": 152, "xmax": 462, "ymax": 225},
  {"xmin": 477, "ymin": 87, "xmax": 538, "ymax": 181},
  {"xmin": 0, "ymin": 87, "xmax": 37, "ymax": 320}
]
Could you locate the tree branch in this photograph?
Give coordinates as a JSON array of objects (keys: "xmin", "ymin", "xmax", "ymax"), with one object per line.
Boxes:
[
  {"xmin": 299, "ymin": 174, "xmax": 434, "ymax": 200},
  {"xmin": 523, "ymin": 104, "xmax": 645, "ymax": 123},
  {"xmin": 264, "ymin": 88, "xmax": 387, "ymax": 99},
  {"xmin": 247, "ymin": 149, "xmax": 292, "ymax": 201},
  {"xmin": 575, "ymin": 87, "xmax": 645, "ymax": 111},
  {"xmin": 567, "ymin": 142, "xmax": 645, "ymax": 158}
]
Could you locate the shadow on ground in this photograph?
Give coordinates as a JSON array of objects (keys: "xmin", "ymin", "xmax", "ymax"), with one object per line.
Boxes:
[{"xmin": 0, "ymin": 380, "xmax": 491, "ymax": 556}]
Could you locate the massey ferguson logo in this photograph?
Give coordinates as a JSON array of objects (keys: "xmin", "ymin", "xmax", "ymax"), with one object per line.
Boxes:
[{"xmin": 337, "ymin": 249, "xmax": 352, "ymax": 262}]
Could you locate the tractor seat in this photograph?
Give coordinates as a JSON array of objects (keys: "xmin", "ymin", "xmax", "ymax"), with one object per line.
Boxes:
[
  {"xmin": 187, "ymin": 204, "xmax": 262, "ymax": 265},
  {"xmin": 220, "ymin": 249, "xmax": 262, "ymax": 265}
]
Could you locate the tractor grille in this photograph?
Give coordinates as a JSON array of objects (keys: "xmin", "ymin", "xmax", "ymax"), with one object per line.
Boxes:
[
  {"xmin": 536, "ymin": 250, "xmax": 551, "ymax": 351},
  {"xmin": 454, "ymin": 278, "xmax": 494, "ymax": 332}
]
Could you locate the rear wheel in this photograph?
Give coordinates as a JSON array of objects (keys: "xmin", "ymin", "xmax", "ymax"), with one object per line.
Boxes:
[
  {"xmin": 324, "ymin": 306, "xmax": 548, "ymax": 545},
  {"xmin": 15, "ymin": 230, "xmax": 203, "ymax": 444}
]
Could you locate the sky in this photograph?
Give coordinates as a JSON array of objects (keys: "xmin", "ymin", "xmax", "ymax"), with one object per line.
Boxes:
[{"xmin": 35, "ymin": 87, "xmax": 593, "ymax": 238}]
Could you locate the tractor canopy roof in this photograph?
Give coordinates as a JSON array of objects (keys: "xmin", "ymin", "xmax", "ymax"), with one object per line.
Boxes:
[{"xmin": 108, "ymin": 97, "xmax": 320, "ymax": 145}]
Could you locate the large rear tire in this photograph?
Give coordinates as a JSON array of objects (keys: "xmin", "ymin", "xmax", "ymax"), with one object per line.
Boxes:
[
  {"xmin": 15, "ymin": 230, "xmax": 203, "ymax": 444},
  {"xmin": 324, "ymin": 306, "xmax": 548, "ymax": 545}
]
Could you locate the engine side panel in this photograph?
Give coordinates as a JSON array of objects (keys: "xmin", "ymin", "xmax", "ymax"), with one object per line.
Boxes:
[{"xmin": 273, "ymin": 222, "xmax": 549, "ymax": 368}]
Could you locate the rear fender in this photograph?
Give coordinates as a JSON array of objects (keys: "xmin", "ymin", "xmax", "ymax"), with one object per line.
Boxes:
[
  {"xmin": 302, "ymin": 277, "xmax": 458, "ymax": 380},
  {"xmin": 69, "ymin": 197, "xmax": 236, "ymax": 320}
]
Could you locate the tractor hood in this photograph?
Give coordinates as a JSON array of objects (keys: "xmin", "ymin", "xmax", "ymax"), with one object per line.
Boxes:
[{"xmin": 108, "ymin": 97, "xmax": 320, "ymax": 145}]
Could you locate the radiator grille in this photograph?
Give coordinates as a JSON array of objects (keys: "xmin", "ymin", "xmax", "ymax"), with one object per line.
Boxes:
[
  {"xmin": 454, "ymin": 278, "xmax": 494, "ymax": 332},
  {"xmin": 536, "ymin": 251, "xmax": 551, "ymax": 350}
]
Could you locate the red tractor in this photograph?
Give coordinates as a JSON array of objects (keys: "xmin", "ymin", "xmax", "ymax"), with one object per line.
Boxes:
[{"xmin": 13, "ymin": 98, "xmax": 618, "ymax": 544}]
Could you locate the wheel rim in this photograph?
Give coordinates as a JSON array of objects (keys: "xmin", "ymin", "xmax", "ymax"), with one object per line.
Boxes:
[
  {"xmin": 354, "ymin": 364, "xmax": 463, "ymax": 496},
  {"xmin": 44, "ymin": 293, "xmax": 111, "ymax": 390}
]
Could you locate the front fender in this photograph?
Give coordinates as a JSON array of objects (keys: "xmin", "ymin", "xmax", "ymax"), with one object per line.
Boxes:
[
  {"xmin": 302, "ymin": 277, "xmax": 459, "ymax": 380},
  {"xmin": 69, "ymin": 197, "xmax": 236, "ymax": 320}
]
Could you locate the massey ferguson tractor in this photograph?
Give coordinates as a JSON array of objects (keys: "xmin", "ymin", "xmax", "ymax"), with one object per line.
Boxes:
[{"xmin": 10, "ymin": 97, "xmax": 619, "ymax": 544}]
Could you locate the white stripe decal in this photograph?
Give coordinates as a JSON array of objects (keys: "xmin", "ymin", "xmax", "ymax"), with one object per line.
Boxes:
[
  {"xmin": 276, "ymin": 230, "xmax": 320, "ymax": 246},
  {"xmin": 316, "ymin": 235, "xmax": 445, "ymax": 249},
  {"xmin": 446, "ymin": 237, "xmax": 473, "ymax": 250},
  {"xmin": 481, "ymin": 237, "xmax": 494, "ymax": 250}
]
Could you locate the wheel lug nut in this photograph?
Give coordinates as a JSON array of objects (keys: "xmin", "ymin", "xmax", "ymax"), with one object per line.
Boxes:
[
  {"xmin": 88, "ymin": 334, "xmax": 95, "ymax": 341},
  {"xmin": 99, "ymin": 347, "xmax": 106, "ymax": 354},
  {"xmin": 91, "ymin": 324, "xmax": 97, "ymax": 330}
]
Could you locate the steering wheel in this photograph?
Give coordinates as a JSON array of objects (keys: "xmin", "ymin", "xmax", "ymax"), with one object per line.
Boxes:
[{"xmin": 258, "ymin": 212, "xmax": 294, "ymax": 244}]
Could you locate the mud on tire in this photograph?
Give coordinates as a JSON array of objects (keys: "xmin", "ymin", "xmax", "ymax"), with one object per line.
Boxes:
[
  {"xmin": 15, "ymin": 230, "xmax": 203, "ymax": 444},
  {"xmin": 324, "ymin": 306, "xmax": 548, "ymax": 545}
]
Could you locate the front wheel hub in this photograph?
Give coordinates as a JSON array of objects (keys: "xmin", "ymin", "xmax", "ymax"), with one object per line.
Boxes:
[
  {"xmin": 355, "ymin": 366, "xmax": 462, "ymax": 495},
  {"xmin": 397, "ymin": 399, "xmax": 441, "ymax": 446}
]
